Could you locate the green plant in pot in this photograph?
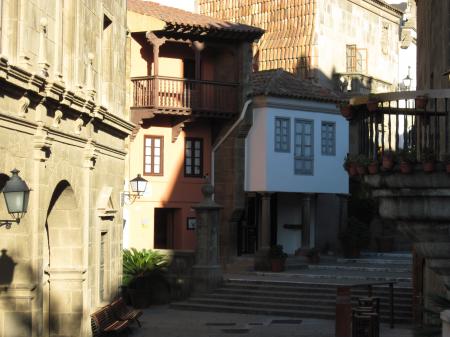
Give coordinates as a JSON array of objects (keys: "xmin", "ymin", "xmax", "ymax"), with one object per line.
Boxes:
[
  {"xmin": 381, "ymin": 150, "xmax": 396, "ymax": 171},
  {"xmin": 123, "ymin": 248, "xmax": 169, "ymax": 308},
  {"xmin": 343, "ymin": 153, "xmax": 357, "ymax": 177},
  {"xmin": 355, "ymin": 154, "xmax": 370, "ymax": 175},
  {"xmin": 339, "ymin": 217, "xmax": 370, "ymax": 258},
  {"xmin": 398, "ymin": 148, "xmax": 416, "ymax": 174},
  {"xmin": 269, "ymin": 245, "xmax": 288, "ymax": 272},
  {"xmin": 422, "ymin": 147, "xmax": 436, "ymax": 173}
]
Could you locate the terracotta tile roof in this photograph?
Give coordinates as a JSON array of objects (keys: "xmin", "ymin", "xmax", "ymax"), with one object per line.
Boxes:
[
  {"xmin": 127, "ymin": 0, "xmax": 264, "ymax": 40},
  {"xmin": 252, "ymin": 69, "xmax": 343, "ymax": 103}
]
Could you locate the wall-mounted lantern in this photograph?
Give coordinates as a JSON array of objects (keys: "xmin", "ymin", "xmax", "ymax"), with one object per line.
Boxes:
[
  {"xmin": 121, "ymin": 174, "xmax": 148, "ymax": 206},
  {"xmin": 1, "ymin": 169, "xmax": 31, "ymax": 229}
]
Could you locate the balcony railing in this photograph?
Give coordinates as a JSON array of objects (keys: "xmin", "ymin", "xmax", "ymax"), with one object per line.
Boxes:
[
  {"xmin": 352, "ymin": 90, "xmax": 450, "ymax": 161},
  {"xmin": 131, "ymin": 76, "xmax": 239, "ymax": 116}
]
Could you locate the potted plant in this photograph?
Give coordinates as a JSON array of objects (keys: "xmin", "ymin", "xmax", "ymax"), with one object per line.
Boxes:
[
  {"xmin": 305, "ymin": 248, "xmax": 320, "ymax": 264},
  {"xmin": 355, "ymin": 155, "xmax": 369, "ymax": 175},
  {"xmin": 343, "ymin": 153, "xmax": 358, "ymax": 177},
  {"xmin": 123, "ymin": 248, "xmax": 169, "ymax": 308},
  {"xmin": 368, "ymin": 158, "xmax": 379, "ymax": 175},
  {"xmin": 398, "ymin": 148, "xmax": 416, "ymax": 174},
  {"xmin": 366, "ymin": 95, "xmax": 379, "ymax": 112},
  {"xmin": 422, "ymin": 147, "xmax": 436, "ymax": 173},
  {"xmin": 340, "ymin": 103, "xmax": 353, "ymax": 120},
  {"xmin": 415, "ymin": 95, "xmax": 428, "ymax": 110},
  {"xmin": 381, "ymin": 150, "xmax": 396, "ymax": 171},
  {"xmin": 269, "ymin": 245, "xmax": 288, "ymax": 272},
  {"xmin": 339, "ymin": 217, "xmax": 370, "ymax": 258}
]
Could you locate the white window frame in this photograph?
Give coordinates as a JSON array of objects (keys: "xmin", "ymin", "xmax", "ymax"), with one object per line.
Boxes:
[
  {"xmin": 274, "ymin": 117, "xmax": 291, "ymax": 152},
  {"xmin": 321, "ymin": 121, "xmax": 336, "ymax": 156},
  {"xmin": 294, "ymin": 119, "xmax": 314, "ymax": 175}
]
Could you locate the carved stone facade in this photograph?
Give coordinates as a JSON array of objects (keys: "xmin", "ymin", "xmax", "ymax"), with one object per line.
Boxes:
[{"xmin": 0, "ymin": 1, "xmax": 133, "ymax": 337}]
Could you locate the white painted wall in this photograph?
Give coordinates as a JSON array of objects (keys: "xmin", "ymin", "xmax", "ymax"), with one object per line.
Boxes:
[
  {"xmin": 276, "ymin": 193, "xmax": 303, "ymax": 255},
  {"xmin": 245, "ymin": 98, "xmax": 349, "ymax": 194}
]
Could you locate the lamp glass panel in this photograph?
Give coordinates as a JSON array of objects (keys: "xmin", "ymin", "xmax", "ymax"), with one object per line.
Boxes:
[
  {"xmin": 4, "ymin": 191, "xmax": 25, "ymax": 214},
  {"xmin": 130, "ymin": 180, "xmax": 138, "ymax": 193},
  {"xmin": 137, "ymin": 180, "xmax": 147, "ymax": 194}
]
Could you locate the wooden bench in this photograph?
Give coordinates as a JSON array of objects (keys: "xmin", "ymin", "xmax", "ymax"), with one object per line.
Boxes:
[
  {"xmin": 110, "ymin": 298, "xmax": 143, "ymax": 327},
  {"xmin": 91, "ymin": 305, "xmax": 130, "ymax": 336}
]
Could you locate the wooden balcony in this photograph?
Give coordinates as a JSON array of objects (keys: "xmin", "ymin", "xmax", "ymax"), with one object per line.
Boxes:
[{"xmin": 131, "ymin": 76, "xmax": 239, "ymax": 118}]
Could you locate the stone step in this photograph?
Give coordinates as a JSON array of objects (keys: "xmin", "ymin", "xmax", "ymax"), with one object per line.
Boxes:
[
  {"xmin": 360, "ymin": 252, "xmax": 412, "ymax": 259},
  {"xmin": 337, "ymin": 258, "xmax": 412, "ymax": 265},
  {"xmin": 203, "ymin": 293, "xmax": 413, "ymax": 309},
  {"xmin": 307, "ymin": 263, "xmax": 411, "ymax": 273},
  {"xmin": 225, "ymin": 279, "xmax": 413, "ymax": 294},
  {"xmin": 171, "ymin": 300, "xmax": 412, "ymax": 323}
]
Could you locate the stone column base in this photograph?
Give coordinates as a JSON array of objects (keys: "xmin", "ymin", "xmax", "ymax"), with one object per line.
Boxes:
[
  {"xmin": 254, "ymin": 248, "xmax": 271, "ymax": 271},
  {"xmin": 192, "ymin": 265, "xmax": 223, "ymax": 294}
]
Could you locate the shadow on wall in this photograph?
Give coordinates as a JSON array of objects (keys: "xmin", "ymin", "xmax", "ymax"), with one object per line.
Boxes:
[{"xmin": 0, "ymin": 249, "xmax": 16, "ymax": 290}]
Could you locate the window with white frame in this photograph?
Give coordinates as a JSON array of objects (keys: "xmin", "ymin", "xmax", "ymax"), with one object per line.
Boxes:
[
  {"xmin": 294, "ymin": 119, "xmax": 314, "ymax": 175},
  {"xmin": 274, "ymin": 117, "xmax": 290, "ymax": 152},
  {"xmin": 321, "ymin": 121, "xmax": 336, "ymax": 156}
]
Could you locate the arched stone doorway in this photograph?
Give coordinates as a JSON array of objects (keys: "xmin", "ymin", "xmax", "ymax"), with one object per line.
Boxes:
[{"xmin": 43, "ymin": 181, "xmax": 84, "ymax": 337}]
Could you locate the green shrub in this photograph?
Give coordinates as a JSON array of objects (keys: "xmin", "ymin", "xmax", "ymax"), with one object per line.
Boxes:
[{"xmin": 122, "ymin": 248, "xmax": 168, "ymax": 287}]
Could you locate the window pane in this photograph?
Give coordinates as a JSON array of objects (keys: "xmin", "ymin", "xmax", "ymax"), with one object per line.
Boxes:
[
  {"xmin": 154, "ymin": 165, "xmax": 160, "ymax": 173},
  {"xmin": 145, "ymin": 156, "xmax": 151, "ymax": 164},
  {"xmin": 186, "ymin": 140, "xmax": 191, "ymax": 149},
  {"xmin": 195, "ymin": 141, "xmax": 201, "ymax": 149},
  {"xmin": 186, "ymin": 166, "xmax": 192, "ymax": 174},
  {"xmin": 154, "ymin": 148, "xmax": 160, "ymax": 156},
  {"xmin": 186, "ymin": 158, "xmax": 191, "ymax": 165},
  {"xmin": 154, "ymin": 138, "xmax": 161, "ymax": 147},
  {"xmin": 145, "ymin": 164, "xmax": 151, "ymax": 173},
  {"xmin": 145, "ymin": 138, "xmax": 152, "ymax": 146},
  {"xmin": 145, "ymin": 147, "xmax": 151, "ymax": 155}
]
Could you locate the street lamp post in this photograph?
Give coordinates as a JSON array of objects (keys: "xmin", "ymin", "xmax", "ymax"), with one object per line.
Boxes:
[{"xmin": 0, "ymin": 169, "xmax": 31, "ymax": 229}]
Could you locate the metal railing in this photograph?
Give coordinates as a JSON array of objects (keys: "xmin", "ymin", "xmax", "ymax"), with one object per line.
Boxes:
[
  {"xmin": 353, "ymin": 91, "xmax": 450, "ymax": 161},
  {"xmin": 131, "ymin": 76, "xmax": 239, "ymax": 115}
]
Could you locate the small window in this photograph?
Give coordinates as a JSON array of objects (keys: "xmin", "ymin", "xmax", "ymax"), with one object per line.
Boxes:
[
  {"xmin": 185, "ymin": 138, "xmax": 203, "ymax": 177},
  {"xmin": 143, "ymin": 135, "xmax": 164, "ymax": 176},
  {"xmin": 346, "ymin": 45, "xmax": 367, "ymax": 74},
  {"xmin": 275, "ymin": 117, "xmax": 290, "ymax": 152},
  {"xmin": 321, "ymin": 122, "xmax": 336, "ymax": 156},
  {"xmin": 294, "ymin": 119, "xmax": 314, "ymax": 175}
]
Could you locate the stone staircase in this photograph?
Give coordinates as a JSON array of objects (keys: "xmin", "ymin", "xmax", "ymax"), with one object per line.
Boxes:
[{"xmin": 170, "ymin": 253, "xmax": 413, "ymax": 323}]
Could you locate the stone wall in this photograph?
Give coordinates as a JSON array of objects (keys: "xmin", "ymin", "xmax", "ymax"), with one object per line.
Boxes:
[
  {"xmin": 0, "ymin": 1, "xmax": 133, "ymax": 336},
  {"xmin": 416, "ymin": 0, "xmax": 450, "ymax": 90}
]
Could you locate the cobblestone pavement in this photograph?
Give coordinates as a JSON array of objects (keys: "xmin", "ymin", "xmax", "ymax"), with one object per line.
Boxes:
[{"xmin": 131, "ymin": 305, "xmax": 413, "ymax": 337}]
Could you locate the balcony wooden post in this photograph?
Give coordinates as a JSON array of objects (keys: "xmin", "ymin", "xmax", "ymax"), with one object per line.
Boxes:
[
  {"xmin": 146, "ymin": 31, "xmax": 166, "ymax": 108},
  {"xmin": 191, "ymin": 41, "xmax": 205, "ymax": 80}
]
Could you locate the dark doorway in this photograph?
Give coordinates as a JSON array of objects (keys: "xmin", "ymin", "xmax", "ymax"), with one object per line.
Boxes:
[{"xmin": 154, "ymin": 208, "xmax": 176, "ymax": 249}]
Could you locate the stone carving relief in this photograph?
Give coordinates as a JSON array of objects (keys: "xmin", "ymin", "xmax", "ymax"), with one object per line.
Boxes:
[
  {"xmin": 53, "ymin": 110, "xmax": 63, "ymax": 128},
  {"xmin": 74, "ymin": 117, "xmax": 84, "ymax": 135},
  {"xmin": 17, "ymin": 96, "xmax": 30, "ymax": 118},
  {"xmin": 33, "ymin": 125, "xmax": 53, "ymax": 162}
]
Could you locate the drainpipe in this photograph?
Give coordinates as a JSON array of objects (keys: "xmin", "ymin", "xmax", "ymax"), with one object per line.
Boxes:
[{"xmin": 211, "ymin": 99, "xmax": 252, "ymax": 199}]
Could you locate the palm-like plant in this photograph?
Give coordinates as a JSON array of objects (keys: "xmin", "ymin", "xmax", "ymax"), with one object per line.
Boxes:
[{"xmin": 122, "ymin": 248, "xmax": 168, "ymax": 286}]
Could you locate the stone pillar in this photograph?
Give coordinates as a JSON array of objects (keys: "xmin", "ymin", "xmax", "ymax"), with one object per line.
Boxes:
[
  {"xmin": 301, "ymin": 194, "xmax": 312, "ymax": 248},
  {"xmin": 254, "ymin": 193, "xmax": 271, "ymax": 271},
  {"xmin": 192, "ymin": 180, "xmax": 223, "ymax": 293},
  {"xmin": 441, "ymin": 310, "xmax": 450, "ymax": 337}
]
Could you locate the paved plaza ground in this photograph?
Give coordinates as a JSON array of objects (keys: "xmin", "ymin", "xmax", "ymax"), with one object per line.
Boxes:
[{"xmin": 131, "ymin": 305, "xmax": 414, "ymax": 337}]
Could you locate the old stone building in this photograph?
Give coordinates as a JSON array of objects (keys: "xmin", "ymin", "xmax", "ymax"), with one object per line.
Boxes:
[
  {"xmin": 199, "ymin": 0, "xmax": 403, "ymax": 94},
  {"xmin": 124, "ymin": 0, "xmax": 262, "ymax": 266},
  {"xmin": 0, "ymin": 1, "xmax": 133, "ymax": 337}
]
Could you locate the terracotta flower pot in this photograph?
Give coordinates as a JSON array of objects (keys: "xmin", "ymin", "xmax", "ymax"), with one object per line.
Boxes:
[
  {"xmin": 356, "ymin": 165, "xmax": 367, "ymax": 176},
  {"xmin": 423, "ymin": 161, "xmax": 435, "ymax": 173},
  {"xmin": 368, "ymin": 162, "xmax": 379, "ymax": 175},
  {"xmin": 399, "ymin": 162, "xmax": 412, "ymax": 174},
  {"xmin": 367, "ymin": 100, "xmax": 379, "ymax": 112},
  {"xmin": 348, "ymin": 163, "xmax": 358, "ymax": 177},
  {"xmin": 382, "ymin": 157, "xmax": 394, "ymax": 171},
  {"xmin": 270, "ymin": 258, "xmax": 286, "ymax": 272},
  {"xmin": 415, "ymin": 96, "xmax": 428, "ymax": 110},
  {"xmin": 340, "ymin": 105, "xmax": 352, "ymax": 120}
]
